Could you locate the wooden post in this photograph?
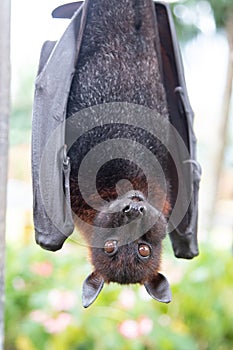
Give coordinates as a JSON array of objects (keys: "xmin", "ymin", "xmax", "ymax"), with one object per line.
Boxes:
[{"xmin": 0, "ymin": 0, "xmax": 11, "ymax": 348}]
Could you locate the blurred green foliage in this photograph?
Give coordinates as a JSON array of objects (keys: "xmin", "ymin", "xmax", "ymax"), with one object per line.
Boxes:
[
  {"xmin": 171, "ymin": 0, "xmax": 233, "ymax": 42},
  {"xmin": 207, "ymin": 0, "xmax": 233, "ymax": 27},
  {"xmin": 5, "ymin": 239, "xmax": 233, "ymax": 350}
]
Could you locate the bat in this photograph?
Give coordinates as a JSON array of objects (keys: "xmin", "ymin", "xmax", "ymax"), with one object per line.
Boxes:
[
  {"xmin": 32, "ymin": 0, "xmax": 201, "ymax": 308},
  {"xmin": 65, "ymin": 0, "xmax": 172, "ymax": 307}
]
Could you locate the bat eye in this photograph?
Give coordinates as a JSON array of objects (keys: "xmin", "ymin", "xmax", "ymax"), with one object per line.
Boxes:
[
  {"xmin": 104, "ymin": 240, "xmax": 118, "ymax": 255},
  {"xmin": 138, "ymin": 243, "xmax": 151, "ymax": 258}
]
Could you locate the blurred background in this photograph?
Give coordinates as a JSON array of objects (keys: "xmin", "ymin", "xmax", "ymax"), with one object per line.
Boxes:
[{"xmin": 5, "ymin": 0, "xmax": 233, "ymax": 349}]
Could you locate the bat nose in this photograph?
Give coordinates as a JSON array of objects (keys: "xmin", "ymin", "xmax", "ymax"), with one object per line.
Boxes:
[{"xmin": 122, "ymin": 202, "xmax": 146, "ymax": 217}]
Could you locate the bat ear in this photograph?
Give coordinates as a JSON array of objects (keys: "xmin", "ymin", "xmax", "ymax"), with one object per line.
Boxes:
[
  {"xmin": 82, "ymin": 272, "xmax": 105, "ymax": 308},
  {"xmin": 144, "ymin": 273, "xmax": 172, "ymax": 303}
]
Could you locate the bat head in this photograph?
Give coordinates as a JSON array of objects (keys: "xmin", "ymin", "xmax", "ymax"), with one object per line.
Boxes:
[{"xmin": 82, "ymin": 190, "xmax": 171, "ymax": 307}]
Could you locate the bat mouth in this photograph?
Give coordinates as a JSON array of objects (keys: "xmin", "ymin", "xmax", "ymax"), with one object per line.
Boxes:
[{"xmin": 123, "ymin": 190, "xmax": 145, "ymax": 202}]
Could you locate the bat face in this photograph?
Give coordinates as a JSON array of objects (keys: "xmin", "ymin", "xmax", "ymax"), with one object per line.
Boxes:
[
  {"xmin": 91, "ymin": 191, "xmax": 165, "ymax": 284},
  {"xmin": 82, "ymin": 191, "xmax": 171, "ymax": 307}
]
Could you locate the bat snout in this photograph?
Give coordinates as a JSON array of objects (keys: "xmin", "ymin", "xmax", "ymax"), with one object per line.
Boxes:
[{"xmin": 122, "ymin": 202, "xmax": 146, "ymax": 218}]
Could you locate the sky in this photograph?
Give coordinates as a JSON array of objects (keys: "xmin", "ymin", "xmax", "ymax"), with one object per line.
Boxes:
[{"xmin": 11, "ymin": 0, "xmax": 69, "ymax": 92}]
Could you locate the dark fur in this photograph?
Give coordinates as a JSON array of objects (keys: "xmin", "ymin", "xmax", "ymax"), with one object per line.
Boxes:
[{"xmin": 66, "ymin": 0, "xmax": 170, "ymax": 287}]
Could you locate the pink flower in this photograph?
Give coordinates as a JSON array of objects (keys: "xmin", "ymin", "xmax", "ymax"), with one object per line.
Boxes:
[
  {"xmin": 30, "ymin": 310, "xmax": 73, "ymax": 334},
  {"xmin": 43, "ymin": 312, "xmax": 73, "ymax": 334},
  {"xmin": 119, "ymin": 317, "xmax": 153, "ymax": 339},
  {"xmin": 118, "ymin": 288, "xmax": 136, "ymax": 309},
  {"xmin": 30, "ymin": 310, "xmax": 48, "ymax": 323},
  {"xmin": 48, "ymin": 289, "xmax": 76, "ymax": 311},
  {"xmin": 119, "ymin": 320, "xmax": 140, "ymax": 339},
  {"xmin": 138, "ymin": 317, "xmax": 153, "ymax": 335},
  {"xmin": 31, "ymin": 261, "xmax": 53, "ymax": 277}
]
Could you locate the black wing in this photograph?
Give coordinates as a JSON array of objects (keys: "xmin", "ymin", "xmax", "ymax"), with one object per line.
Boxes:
[{"xmin": 155, "ymin": 2, "xmax": 201, "ymax": 259}]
